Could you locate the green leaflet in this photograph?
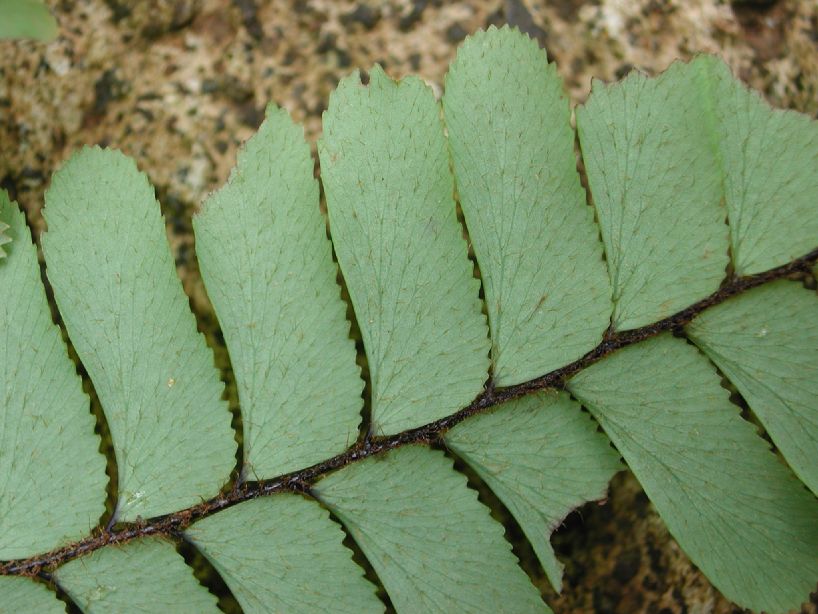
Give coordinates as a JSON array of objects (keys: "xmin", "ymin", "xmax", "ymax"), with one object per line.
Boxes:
[
  {"xmin": 314, "ymin": 445, "xmax": 549, "ymax": 613},
  {"xmin": 577, "ymin": 59, "xmax": 729, "ymax": 331},
  {"xmin": 443, "ymin": 26, "xmax": 612, "ymax": 385},
  {"xmin": 693, "ymin": 57, "xmax": 818, "ymax": 275},
  {"xmin": 0, "ymin": 0, "xmax": 58, "ymax": 41},
  {"xmin": 54, "ymin": 537, "xmax": 218, "ymax": 613},
  {"xmin": 0, "ymin": 191, "xmax": 106, "ymax": 559},
  {"xmin": 687, "ymin": 280, "xmax": 818, "ymax": 495},
  {"xmin": 444, "ymin": 391, "xmax": 622, "ymax": 591},
  {"xmin": 319, "ymin": 66, "xmax": 490, "ymax": 435},
  {"xmin": 567, "ymin": 335, "xmax": 818, "ymax": 613},
  {"xmin": 186, "ymin": 495, "xmax": 383, "ymax": 613},
  {"xmin": 194, "ymin": 105, "xmax": 362, "ymax": 479},
  {"xmin": 0, "ymin": 576, "xmax": 64, "ymax": 612},
  {"xmin": 42, "ymin": 148, "xmax": 236, "ymax": 521},
  {"xmin": 578, "ymin": 53, "xmax": 818, "ymax": 315}
]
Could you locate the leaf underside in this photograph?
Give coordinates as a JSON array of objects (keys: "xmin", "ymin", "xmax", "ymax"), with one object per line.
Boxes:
[
  {"xmin": 577, "ymin": 58, "xmax": 729, "ymax": 330},
  {"xmin": 687, "ymin": 280, "xmax": 818, "ymax": 496},
  {"xmin": 193, "ymin": 106, "xmax": 363, "ymax": 479},
  {"xmin": 313, "ymin": 446, "xmax": 550, "ymax": 613},
  {"xmin": 185, "ymin": 495, "xmax": 383, "ymax": 613},
  {"xmin": 444, "ymin": 391, "xmax": 622, "ymax": 591},
  {"xmin": 318, "ymin": 66, "xmax": 491, "ymax": 435},
  {"xmin": 568, "ymin": 335, "xmax": 818, "ymax": 613},
  {"xmin": 0, "ymin": 191, "xmax": 106, "ymax": 559},
  {"xmin": 54, "ymin": 537, "xmax": 218, "ymax": 613},
  {"xmin": 443, "ymin": 28, "xmax": 612, "ymax": 385},
  {"xmin": 698, "ymin": 59, "xmax": 818, "ymax": 275},
  {"xmin": 1, "ymin": 25, "xmax": 817, "ymax": 614},
  {"xmin": 42, "ymin": 148, "xmax": 236, "ymax": 521},
  {"xmin": 0, "ymin": 576, "xmax": 64, "ymax": 613}
]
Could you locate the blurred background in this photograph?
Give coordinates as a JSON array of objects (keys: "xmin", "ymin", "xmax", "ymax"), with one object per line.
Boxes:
[{"xmin": 1, "ymin": 1, "xmax": 817, "ymax": 612}]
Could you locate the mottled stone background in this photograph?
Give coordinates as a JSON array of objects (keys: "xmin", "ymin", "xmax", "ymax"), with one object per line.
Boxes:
[{"xmin": 1, "ymin": 1, "xmax": 817, "ymax": 612}]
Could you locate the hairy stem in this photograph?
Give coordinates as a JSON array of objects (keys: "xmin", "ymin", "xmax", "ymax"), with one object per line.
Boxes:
[{"xmin": 2, "ymin": 246, "xmax": 816, "ymax": 577}]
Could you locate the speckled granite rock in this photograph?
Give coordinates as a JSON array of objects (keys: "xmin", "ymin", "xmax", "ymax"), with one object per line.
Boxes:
[{"xmin": 0, "ymin": 1, "xmax": 816, "ymax": 612}]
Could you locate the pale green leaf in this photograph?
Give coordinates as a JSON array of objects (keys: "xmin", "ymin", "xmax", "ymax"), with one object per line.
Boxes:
[
  {"xmin": 687, "ymin": 280, "xmax": 818, "ymax": 495},
  {"xmin": 443, "ymin": 26, "xmax": 612, "ymax": 385},
  {"xmin": 444, "ymin": 391, "xmax": 621, "ymax": 591},
  {"xmin": 567, "ymin": 334, "xmax": 818, "ymax": 613},
  {"xmin": 693, "ymin": 56, "xmax": 818, "ymax": 275},
  {"xmin": 0, "ymin": 191, "xmax": 107, "ymax": 559},
  {"xmin": 186, "ymin": 494, "xmax": 383, "ymax": 614},
  {"xmin": 0, "ymin": 576, "xmax": 64, "ymax": 613},
  {"xmin": 194, "ymin": 105, "xmax": 362, "ymax": 479},
  {"xmin": 577, "ymin": 60, "xmax": 729, "ymax": 330},
  {"xmin": 0, "ymin": 219, "xmax": 10, "ymax": 258},
  {"xmin": 54, "ymin": 537, "xmax": 218, "ymax": 613},
  {"xmin": 314, "ymin": 445, "xmax": 549, "ymax": 613},
  {"xmin": 42, "ymin": 148, "xmax": 236, "ymax": 522},
  {"xmin": 0, "ymin": 0, "xmax": 58, "ymax": 41},
  {"xmin": 319, "ymin": 67, "xmax": 490, "ymax": 435}
]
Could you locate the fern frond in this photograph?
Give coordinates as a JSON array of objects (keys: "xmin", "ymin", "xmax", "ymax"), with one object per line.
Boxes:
[{"xmin": 1, "ymin": 24, "xmax": 817, "ymax": 614}]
